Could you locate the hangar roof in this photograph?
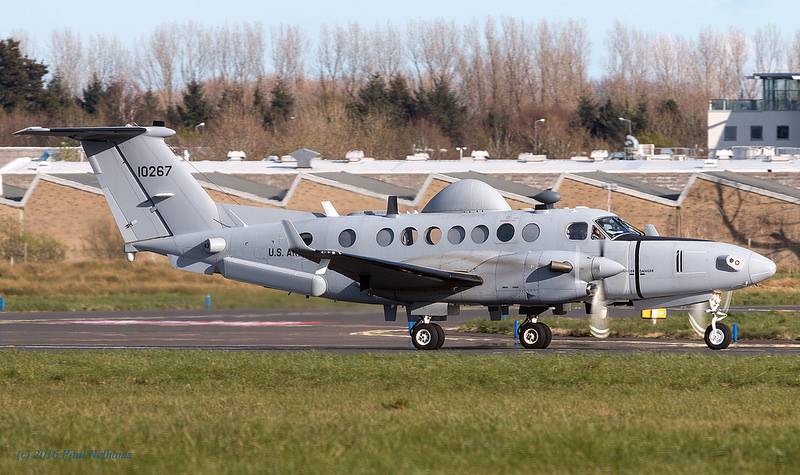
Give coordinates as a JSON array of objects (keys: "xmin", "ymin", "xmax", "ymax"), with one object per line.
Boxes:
[
  {"xmin": 193, "ymin": 172, "xmax": 287, "ymax": 201},
  {"xmin": 575, "ymin": 171, "xmax": 681, "ymax": 200},
  {"xmin": 703, "ymin": 171, "xmax": 800, "ymax": 201},
  {"xmin": 312, "ymin": 171, "xmax": 416, "ymax": 200},
  {"xmin": 445, "ymin": 171, "xmax": 544, "ymax": 198}
]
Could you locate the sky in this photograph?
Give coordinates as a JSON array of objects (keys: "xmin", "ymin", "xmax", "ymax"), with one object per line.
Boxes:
[{"xmin": 1, "ymin": 0, "xmax": 797, "ymax": 76}]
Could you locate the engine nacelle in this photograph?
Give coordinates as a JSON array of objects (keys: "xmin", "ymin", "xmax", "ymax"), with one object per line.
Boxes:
[{"xmin": 204, "ymin": 237, "xmax": 226, "ymax": 254}]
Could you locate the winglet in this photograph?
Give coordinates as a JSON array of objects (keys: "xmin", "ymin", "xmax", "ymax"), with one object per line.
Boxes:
[{"xmin": 282, "ymin": 220, "xmax": 312, "ymax": 252}]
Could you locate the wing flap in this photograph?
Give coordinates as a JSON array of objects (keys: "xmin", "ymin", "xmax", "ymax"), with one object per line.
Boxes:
[{"xmin": 282, "ymin": 220, "xmax": 482, "ymax": 291}]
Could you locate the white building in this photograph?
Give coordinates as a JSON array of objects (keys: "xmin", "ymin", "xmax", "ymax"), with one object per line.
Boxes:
[{"xmin": 708, "ymin": 73, "xmax": 800, "ymax": 155}]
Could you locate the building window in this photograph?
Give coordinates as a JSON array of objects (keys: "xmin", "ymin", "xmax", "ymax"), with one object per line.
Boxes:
[
  {"xmin": 777, "ymin": 125, "xmax": 790, "ymax": 140},
  {"xmin": 750, "ymin": 126, "xmax": 763, "ymax": 141},
  {"xmin": 723, "ymin": 126, "xmax": 737, "ymax": 141}
]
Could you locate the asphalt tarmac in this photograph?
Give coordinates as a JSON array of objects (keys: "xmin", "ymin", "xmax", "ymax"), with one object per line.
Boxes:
[{"xmin": 2, "ymin": 306, "xmax": 800, "ymax": 354}]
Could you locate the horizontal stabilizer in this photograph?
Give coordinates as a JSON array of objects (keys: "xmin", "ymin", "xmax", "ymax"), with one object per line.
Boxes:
[
  {"xmin": 14, "ymin": 126, "xmax": 148, "ymax": 142},
  {"xmin": 281, "ymin": 220, "xmax": 482, "ymax": 292}
]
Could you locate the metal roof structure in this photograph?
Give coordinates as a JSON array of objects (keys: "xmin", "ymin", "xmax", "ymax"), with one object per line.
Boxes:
[
  {"xmin": 193, "ymin": 172, "xmax": 287, "ymax": 201},
  {"xmin": 312, "ymin": 171, "xmax": 416, "ymax": 200},
  {"xmin": 575, "ymin": 171, "xmax": 681, "ymax": 201},
  {"xmin": 445, "ymin": 171, "xmax": 545, "ymax": 198},
  {"xmin": 50, "ymin": 173, "xmax": 100, "ymax": 189},
  {"xmin": 703, "ymin": 171, "xmax": 800, "ymax": 201},
  {"xmin": 2, "ymin": 183, "xmax": 26, "ymax": 201}
]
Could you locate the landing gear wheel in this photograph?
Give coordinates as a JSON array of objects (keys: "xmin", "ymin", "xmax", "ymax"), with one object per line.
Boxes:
[
  {"xmin": 411, "ymin": 323, "xmax": 440, "ymax": 350},
  {"xmin": 704, "ymin": 322, "xmax": 732, "ymax": 350},
  {"xmin": 432, "ymin": 323, "xmax": 445, "ymax": 349},
  {"xmin": 519, "ymin": 322, "xmax": 552, "ymax": 349}
]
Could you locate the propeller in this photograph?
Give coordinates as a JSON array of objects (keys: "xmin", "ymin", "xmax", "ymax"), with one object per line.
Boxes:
[
  {"xmin": 688, "ymin": 291, "xmax": 733, "ymax": 337},
  {"xmin": 586, "ymin": 239, "xmax": 614, "ymax": 339},
  {"xmin": 588, "ymin": 281, "xmax": 611, "ymax": 338}
]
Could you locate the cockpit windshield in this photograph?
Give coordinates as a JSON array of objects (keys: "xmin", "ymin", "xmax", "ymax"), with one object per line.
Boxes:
[{"xmin": 594, "ymin": 216, "xmax": 644, "ymax": 239}]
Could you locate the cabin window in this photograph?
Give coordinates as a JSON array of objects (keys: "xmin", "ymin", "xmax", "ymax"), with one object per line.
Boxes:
[
  {"xmin": 338, "ymin": 229, "xmax": 356, "ymax": 247},
  {"xmin": 567, "ymin": 222, "xmax": 588, "ymax": 240},
  {"xmin": 448, "ymin": 226, "xmax": 465, "ymax": 244},
  {"xmin": 300, "ymin": 232, "xmax": 313, "ymax": 246},
  {"xmin": 376, "ymin": 228, "xmax": 394, "ymax": 247},
  {"xmin": 401, "ymin": 227, "xmax": 418, "ymax": 246},
  {"xmin": 471, "ymin": 225, "xmax": 489, "ymax": 243},
  {"xmin": 425, "ymin": 227, "xmax": 442, "ymax": 245},
  {"xmin": 496, "ymin": 223, "xmax": 515, "ymax": 242},
  {"xmin": 522, "ymin": 223, "xmax": 540, "ymax": 242}
]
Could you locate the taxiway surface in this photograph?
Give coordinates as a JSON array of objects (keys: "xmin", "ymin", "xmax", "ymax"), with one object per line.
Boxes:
[{"xmin": 2, "ymin": 307, "xmax": 800, "ymax": 354}]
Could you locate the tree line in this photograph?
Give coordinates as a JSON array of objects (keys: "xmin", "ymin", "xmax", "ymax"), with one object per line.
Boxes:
[{"xmin": 3, "ymin": 19, "xmax": 800, "ymax": 159}]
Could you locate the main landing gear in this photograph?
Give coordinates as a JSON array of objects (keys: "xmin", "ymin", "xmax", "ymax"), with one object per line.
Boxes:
[
  {"xmin": 518, "ymin": 317, "xmax": 552, "ymax": 350},
  {"xmin": 411, "ymin": 316, "xmax": 445, "ymax": 350}
]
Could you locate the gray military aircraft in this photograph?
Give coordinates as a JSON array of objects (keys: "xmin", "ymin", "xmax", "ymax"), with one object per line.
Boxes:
[{"xmin": 15, "ymin": 124, "xmax": 777, "ymax": 350}]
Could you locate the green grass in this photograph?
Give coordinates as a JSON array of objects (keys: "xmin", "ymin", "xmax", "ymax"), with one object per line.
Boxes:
[
  {"xmin": 2, "ymin": 351, "xmax": 800, "ymax": 474},
  {"xmin": 460, "ymin": 311, "xmax": 800, "ymax": 340}
]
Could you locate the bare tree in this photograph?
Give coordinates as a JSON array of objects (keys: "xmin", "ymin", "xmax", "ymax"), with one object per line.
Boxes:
[
  {"xmin": 788, "ymin": 30, "xmax": 800, "ymax": 71},
  {"xmin": 407, "ymin": 19, "xmax": 461, "ymax": 85},
  {"xmin": 48, "ymin": 29, "xmax": 84, "ymax": 95},
  {"xmin": 86, "ymin": 33, "xmax": 131, "ymax": 84},
  {"xmin": 753, "ymin": 24, "xmax": 784, "ymax": 73},
  {"xmin": 180, "ymin": 22, "xmax": 213, "ymax": 84},
  {"xmin": 271, "ymin": 24, "xmax": 305, "ymax": 86}
]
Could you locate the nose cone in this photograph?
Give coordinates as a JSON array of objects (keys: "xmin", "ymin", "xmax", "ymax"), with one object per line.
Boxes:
[
  {"xmin": 591, "ymin": 256, "xmax": 626, "ymax": 280},
  {"xmin": 749, "ymin": 252, "xmax": 777, "ymax": 284}
]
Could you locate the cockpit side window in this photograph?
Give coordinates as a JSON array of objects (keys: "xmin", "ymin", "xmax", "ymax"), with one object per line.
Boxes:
[
  {"xmin": 567, "ymin": 222, "xmax": 588, "ymax": 240},
  {"xmin": 591, "ymin": 225, "xmax": 605, "ymax": 240},
  {"xmin": 594, "ymin": 216, "xmax": 644, "ymax": 240}
]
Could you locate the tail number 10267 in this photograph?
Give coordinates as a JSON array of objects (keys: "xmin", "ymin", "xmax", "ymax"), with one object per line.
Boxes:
[{"xmin": 137, "ymin": 165, "xmax": 172, "ymax": 177}]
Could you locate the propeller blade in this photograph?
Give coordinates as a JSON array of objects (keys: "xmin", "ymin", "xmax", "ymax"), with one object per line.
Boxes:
[
  {"xmin": 688, "ymin": 302, "xmax": 708, "ymax": 337},
  {"xmin": 589, "ymin": 282, "xmax": 610, "ymax": 339}
]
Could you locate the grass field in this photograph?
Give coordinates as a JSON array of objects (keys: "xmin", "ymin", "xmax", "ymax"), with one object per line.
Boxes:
[
  {"xmin": 0, "ymin": 261, "xmax": 797, "ymax": 313},
  {"xmin": 0, "ymin": 260, "xmax": 361, "ymax": 312},
  {"xmin": 460, "ymin": 311, "xmax": 800, "ymax": 340},
  {"xmin": 2, "ymin": 351, "xmax": 800, "ymax": 474}
]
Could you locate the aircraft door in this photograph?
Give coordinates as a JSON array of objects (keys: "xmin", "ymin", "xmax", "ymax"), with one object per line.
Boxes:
[
  {"xmin": 495, "ymin": 253, "xmax": 526, "ymax": 302},
  {"xmin": 523, "ymin": 251, "xmax": 543, "ymax": 301}
]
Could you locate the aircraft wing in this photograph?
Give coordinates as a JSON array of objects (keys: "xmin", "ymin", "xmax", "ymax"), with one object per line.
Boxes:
[{"xmin": 282, "ymin": 221, "xmax": 483, "ymax": 291}]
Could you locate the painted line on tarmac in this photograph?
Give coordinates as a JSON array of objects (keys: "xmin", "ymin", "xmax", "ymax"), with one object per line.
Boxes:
[{"xmin": 23, "ymin": 319, "xmax": 323, "ymax": 328}]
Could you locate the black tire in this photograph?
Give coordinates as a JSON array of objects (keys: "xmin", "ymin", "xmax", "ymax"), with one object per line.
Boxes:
[
  {"xmin": 432, "ymin": 323, "xmax": 445, "ymax": 349},
  {"xmin": 411, "ymin": 323, "xmax": 440, "ymax": 350},
  {"xmin": 540, "ymin": 323, "xmax": 553, "ymax": 349},
  {"xmin": 519, "ymin": 322, "xmax": 549, "ymax": 349},
  {"xmin": 704, "ymin": 322, "xmax": 732, "ymax": 350}
]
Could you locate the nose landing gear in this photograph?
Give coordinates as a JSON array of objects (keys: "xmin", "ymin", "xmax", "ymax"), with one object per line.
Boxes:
[{"xmin": 704, "ymin": 314, "xmax": 732, "ymax": 350}]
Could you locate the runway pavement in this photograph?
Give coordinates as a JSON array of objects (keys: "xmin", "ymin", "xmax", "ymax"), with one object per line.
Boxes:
[{"xmin": 2, "ymin": 307, "xmax": 800, "ymax": 354}]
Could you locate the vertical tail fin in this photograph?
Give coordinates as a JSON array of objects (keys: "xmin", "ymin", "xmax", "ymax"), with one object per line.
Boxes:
[{"xmin": 14, "ymin": 125, "xmax": 220, "ymax": 243}]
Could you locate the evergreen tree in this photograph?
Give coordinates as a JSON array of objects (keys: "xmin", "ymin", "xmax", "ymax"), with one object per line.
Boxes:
[
  {"xmin": 176, "ymin": 80, "xmax": 212, "ymax": 128},
  {"xmin": 262, "ymin": 77, "xmax": 295, "ymax": 127},
  {"xmin": 218, "ymin": 85, "xmax": 244, "ymax": 110},
  {"xmin": 631, "ymin": 97, "xmax": 650, "ymax": 134},
  {"xmin": 350, "ymin": 74, "xmax": 389, "ymax": 120},
  {"xmin": 79, "ymin": 75, "xmax": 105, "ymax": 115},
  {"xmin": 134, "ymin": 89, "xmax": 162, "ymax": 125},
  {"xmin": 596, "ymin": 99, "xmax": 626, "ymax": 142},
  {"xmin": 417, "ymin": 77, "xmax": 467, "ymax": 145},
  {"xmin": 44, "ymin": 73, "xmax": 72, "ymax": 114},
  {"xmin": 270, "ymin": 78, "xmax": 294, "ymax": 121},
  {"xmin": 573, "ymin": 94, "xmax": 599, "ymax": 136},
  {"xmin": 386, "ymin": 74, "xmax": 416, "ymax": 125},
  {"xmin": 0, "ymin": 38, "xmax": 49, "ymax": 112}
]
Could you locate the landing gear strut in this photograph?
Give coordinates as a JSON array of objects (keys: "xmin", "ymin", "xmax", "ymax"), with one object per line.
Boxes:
[
  {"xmin": 411, "ymin": 316, "xmax": 445, "ymax": 350},
  {"xmin": 518, "ymin": 317, "xmax": 552, "ymax": 349}
]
